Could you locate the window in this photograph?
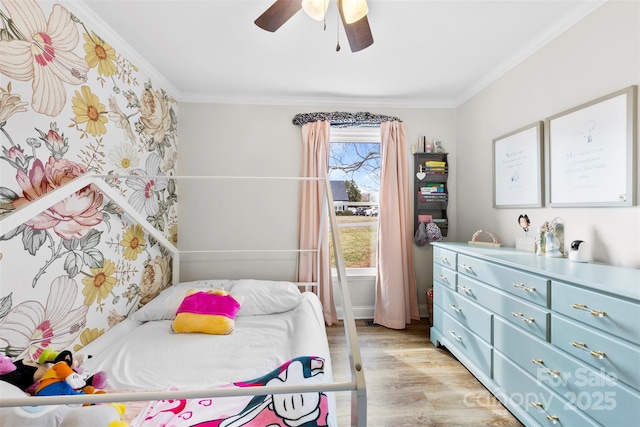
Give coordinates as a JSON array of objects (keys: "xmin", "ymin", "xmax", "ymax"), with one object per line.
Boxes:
[{"xmin": 329, "ymin": 127, "xmax": 380, "ymax": 272}]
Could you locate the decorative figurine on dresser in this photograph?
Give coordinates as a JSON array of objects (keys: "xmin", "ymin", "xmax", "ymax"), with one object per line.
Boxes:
[{"xmin": 430, "ymin": 242, "xmax": 640, "ymax": 427}]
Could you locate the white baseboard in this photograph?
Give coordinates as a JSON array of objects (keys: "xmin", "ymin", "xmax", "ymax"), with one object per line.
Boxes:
[{"xmin": 335, "ymin": 304, "xmax": 429, "ymax": 320}]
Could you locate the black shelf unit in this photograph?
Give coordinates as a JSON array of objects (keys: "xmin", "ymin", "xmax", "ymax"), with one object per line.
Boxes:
[{"xmin": 414, "ymin": 152, "xmax": 448, "ymax": 237}]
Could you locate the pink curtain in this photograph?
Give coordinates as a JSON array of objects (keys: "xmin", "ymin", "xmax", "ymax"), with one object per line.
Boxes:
[
  {"xmin": 374, "ymin": 121, "xmax": 419, "ymax": 329},
  {"xmin": 297, "ymin": 120, "xmax": 338, "ymax": 325}
]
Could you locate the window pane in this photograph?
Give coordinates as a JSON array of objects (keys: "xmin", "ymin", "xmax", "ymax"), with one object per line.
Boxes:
[{"xmin": 329, "ymin": 141, "xmax": 379, "ymax": 269}]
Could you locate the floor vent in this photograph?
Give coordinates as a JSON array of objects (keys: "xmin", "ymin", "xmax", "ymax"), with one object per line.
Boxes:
[{"xmin": 365, "ymin": 320, "xmax": 377, "ymax": 327}]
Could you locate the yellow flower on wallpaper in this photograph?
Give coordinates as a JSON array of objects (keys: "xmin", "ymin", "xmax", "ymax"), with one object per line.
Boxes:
[
  {"xmin": 73, "ymin": 327, "xmax": 105, "ymax": 352},
  {"xmin": 82, "ymin": 259, "xmax": 117, "ymax": 305},
  {"xmin": 0, "ymin": 0, "xmax": 89, "ymax": 117},
  {"xmin": 169, "ymin": 224, "xmax": 178, "ymax": 247},
  {"xmin": 121, "ymin": 224, "xmax": 146, "ymax": 260},
  {"xmin": 83, "ymin": 31, "xmax": 117, "ymax": 77},
  {"xmin": 72, "ymin": 85, "xmax": 108, "ymax": 136}
]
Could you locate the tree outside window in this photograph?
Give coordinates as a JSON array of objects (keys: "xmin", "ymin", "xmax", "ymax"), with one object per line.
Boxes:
[{"xmin": 329, "ymin": 141, "xmax": 379, "ymax": 269}]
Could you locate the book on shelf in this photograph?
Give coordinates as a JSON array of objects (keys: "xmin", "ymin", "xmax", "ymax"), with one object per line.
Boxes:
[
  {"xmin": 424, "ymin": 161, "xmax": 446, "ymax": 167},
  {"xmin": 419, "ymin": 196, "xmax": 448, "ymax": 203},
  {"xmin": 420, "ymin": 184, "xmax": 445, "ymax": 193}
]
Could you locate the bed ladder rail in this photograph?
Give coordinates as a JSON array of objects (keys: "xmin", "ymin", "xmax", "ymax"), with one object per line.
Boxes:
[
  {"xmin": 323, "ymin": 177, "xmax": 367, "ymax": 427},
  {"xmin": 0, "ymin": 174, "xmax": 180, "ymax": 284}
]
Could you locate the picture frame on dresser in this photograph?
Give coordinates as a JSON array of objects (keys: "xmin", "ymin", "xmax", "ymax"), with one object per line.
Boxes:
[
  {"xmin": 545, "ymin": 85, "xmax": 637, "ymax": 207},
  {"xmin": 492, "ymin": 121, "xmax": 544, "ymax": 208}
]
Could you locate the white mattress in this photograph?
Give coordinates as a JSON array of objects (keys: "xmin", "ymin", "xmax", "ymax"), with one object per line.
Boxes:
[{"xmin": 82, "ymin": 292, "xmax": 333, "ymax": 391}]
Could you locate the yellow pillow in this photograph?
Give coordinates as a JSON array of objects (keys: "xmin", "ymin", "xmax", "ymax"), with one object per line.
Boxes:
[{"xmin": 171, "ymin": 289, "xmax": 242, "ymax": 335}]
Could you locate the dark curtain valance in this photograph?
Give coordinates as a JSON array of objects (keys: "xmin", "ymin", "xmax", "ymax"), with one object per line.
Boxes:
[{"xmin": 292, "ymin": 111, "xmax": 402, "ymax": 128}]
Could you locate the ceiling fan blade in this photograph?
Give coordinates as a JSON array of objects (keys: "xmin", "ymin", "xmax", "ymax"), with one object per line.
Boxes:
[
  {"xmin": 338, "ymin": 0, "xmax": 374, "ymax": 52},
  {"xmin": 255, "ymin": 0, "xmax": 303, "ymax": 32}
]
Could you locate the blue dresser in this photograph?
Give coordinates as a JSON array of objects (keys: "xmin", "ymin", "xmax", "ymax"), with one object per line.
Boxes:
[{"xmin": 430, "ymin": 242, "xmax": 640, "ymax": 426}]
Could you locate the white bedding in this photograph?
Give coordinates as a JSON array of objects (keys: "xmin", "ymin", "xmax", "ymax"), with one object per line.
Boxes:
[{"xmin": 82, "ymin": 292, "xmax": 333, "ymax": 391}]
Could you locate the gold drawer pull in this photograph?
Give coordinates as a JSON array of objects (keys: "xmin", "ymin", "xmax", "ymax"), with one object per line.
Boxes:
[
  {"xmin": 448, "ymin": 304, "xmax": 462, "ymax": 313},
  {"xmin": 531, "ymin": 402, "xmax": 559, "ymax": 424},
  {"xmin": 571, "ymin": 341, "xmax": 606, "ymax": 359},
  {"xmin": 512, "ymin": 312, "xmax": 535, "ymax": 324},
  {"xmin": 571, "ymin": 303, "xmax": 606, "ymax": 318},
  {"xmin": 448, "ymin": 330, "xmax": 462, "ymax": 341},
  {"xmin": 438, "ymin": 274, "xmax": 449, "ymax": 282},
  {"xmin": 531, "ymin": 359, "xmax": 560, "ymax": 378},
  {"xmin": 513, "ymin": 282, "xmax": 536, "ymax": 292}
]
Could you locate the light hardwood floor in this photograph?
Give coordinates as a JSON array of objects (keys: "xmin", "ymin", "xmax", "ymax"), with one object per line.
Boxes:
[{"xmin": 327, "ymin": 319, "xmax": 524, "ymax": 427}]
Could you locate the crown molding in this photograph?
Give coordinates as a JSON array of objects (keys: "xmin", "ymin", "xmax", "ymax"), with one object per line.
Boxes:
[
  {"xmin": 178, "ymin": 91, "xmax": 457, "ymax": 109},
  {"xmin": 59, "ymin": 0, "xmax": 180, "ymax": 99}
]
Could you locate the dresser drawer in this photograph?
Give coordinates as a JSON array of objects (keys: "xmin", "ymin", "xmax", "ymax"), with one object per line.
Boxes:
[
  {"xmin": 494, "ymin": 317, "xmax": 640, "ymax": 426},
  {"xmin": 552, "ymin": 314, "xmax": 640, "ymax": 392},
  {"xmin": 457, "ymin": 254, "xmax": 549, "ymax": 307},
  {"xmin": 434, "ymin": 283, "xmax": 492, "ymax": 343},
  {"xmin": 458, "ymin": 275, "xmax": 549, "ymax": 341},
  {"xmin": 434, "ymin": 246, "xmax": 457, "ymax": 269},
  {"xmin": 433, "ymin": 263, "xmax": 457, "ymax": 291},
  {"xmin": 434, "ymin": 308, "xmax": 492, "ymax": 376},
  {"xmin": 494, "ymin": 352, "xmax": 600, "ymax": 427},
  {"xmin": 552, "ymin": 281, "xmax": 640, "ymax": 344}
]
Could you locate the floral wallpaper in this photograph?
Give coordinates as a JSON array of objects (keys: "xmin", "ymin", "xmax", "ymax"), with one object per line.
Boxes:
[{"xmin": 0, "ymin": 0, "xmax": 178, "ymax": 362}]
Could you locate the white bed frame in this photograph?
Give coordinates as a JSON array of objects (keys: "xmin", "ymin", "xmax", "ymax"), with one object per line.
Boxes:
[{"xmin": 0, "ymin": 174, "xmax": 367, "ymax": 426}]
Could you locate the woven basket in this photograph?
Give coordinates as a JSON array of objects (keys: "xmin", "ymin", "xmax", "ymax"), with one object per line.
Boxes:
[{"xmin": 426, "ymin": 289, "xmax": 434, "ymax": 326}]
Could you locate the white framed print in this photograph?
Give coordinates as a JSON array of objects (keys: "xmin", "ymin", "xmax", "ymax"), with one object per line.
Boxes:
[
  {"xmin": 493, "ymin": 121, "xmax": 544, "ymax": 208},
  {"xmin": 545, "ymin": 85, "xmax": 637, "ymax": 207}
]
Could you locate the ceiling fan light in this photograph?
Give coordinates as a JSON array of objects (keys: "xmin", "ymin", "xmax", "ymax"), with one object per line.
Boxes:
[
  {"xmin": 302, "ymin": 0, "xmax": 329, "ymax": 21},
  {"xmin": 342, "ymin": 0, "xmax": 368, "ymax": 24}
]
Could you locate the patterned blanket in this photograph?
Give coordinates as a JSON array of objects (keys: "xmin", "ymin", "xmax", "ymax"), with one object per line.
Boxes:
[{"xmin": 131, "ymin": 356, "xmax": 331, "ymax": 427}]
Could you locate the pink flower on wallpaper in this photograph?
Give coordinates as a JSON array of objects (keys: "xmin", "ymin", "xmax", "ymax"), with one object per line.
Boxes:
[
  {"xmin": 0, "ymin": 275, "xmax": 89, "ymax": 361},
  {"xmin": 0, "ymin": 0, "xmax": 89, "ymax": 116},
  {"xmin": 126, "ymin": 153, "xmax": 168, "ymax": 216},
  {"xmin": 12, "ymin": 157, "xmax": 104, "ymax": 239}
]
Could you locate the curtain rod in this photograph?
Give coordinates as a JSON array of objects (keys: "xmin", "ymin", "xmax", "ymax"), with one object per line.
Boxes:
[{"xmin": 292, "ymin": 111, "xmax": 402, "ymax": 127}]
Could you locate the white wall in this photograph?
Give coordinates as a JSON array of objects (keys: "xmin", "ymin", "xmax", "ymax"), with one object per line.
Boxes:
[
  {"xmin": 178, "ymin": 103, "xmax": 456, "ymax": 315},
  {"xmin": 177, "ymin": 1, "xmax": 640, "ymax": 319},
  {"xmin": 456, "ymin": 0, "xmax": 640, "ymax": 269}
]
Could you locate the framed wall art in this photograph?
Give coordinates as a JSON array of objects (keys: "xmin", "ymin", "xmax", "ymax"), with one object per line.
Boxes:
[
  {"xmin": 493, "ymin": 121, "xmax": 544, "ymax": 208},
  {"xmin": 545, "ymin": 85, "xmax": 637, "ymax": 207}
]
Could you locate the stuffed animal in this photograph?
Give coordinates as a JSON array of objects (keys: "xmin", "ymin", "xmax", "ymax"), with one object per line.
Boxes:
[
  {"xmin": 0, "ymin": 354, "xmax": 17, "ymax": 375},
  {"xmin": 34, "ymin": 350, "xmax": 106, "ymax": 397},
  {"xmin": 171, "ymin": 288, "xmax": 242, "ymax": 335},
  {"xmin": 0, "ymin": 354, "xmax": 50, "ymax": 392},
  {"xmin": 39, "ymin": 349, "xmax": 107, "ymax": 390},
  {"xmin": 1, "ymin": 352, "xmax": 127, "ymax": 427},
  {"xmin": 0, "ymin": 349, "xmax": 107, "ymax": 395}
]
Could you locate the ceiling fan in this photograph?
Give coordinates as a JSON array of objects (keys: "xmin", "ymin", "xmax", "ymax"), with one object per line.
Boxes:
[{"xmin": 255, "ymin": 0, "xmax": 374, "ymax": 52}]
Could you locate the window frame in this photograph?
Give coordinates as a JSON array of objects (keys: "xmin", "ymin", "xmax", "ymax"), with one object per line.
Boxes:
[{"xmin": 329, "ymin": 127, "xmax": 381, "ymax": 277}]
